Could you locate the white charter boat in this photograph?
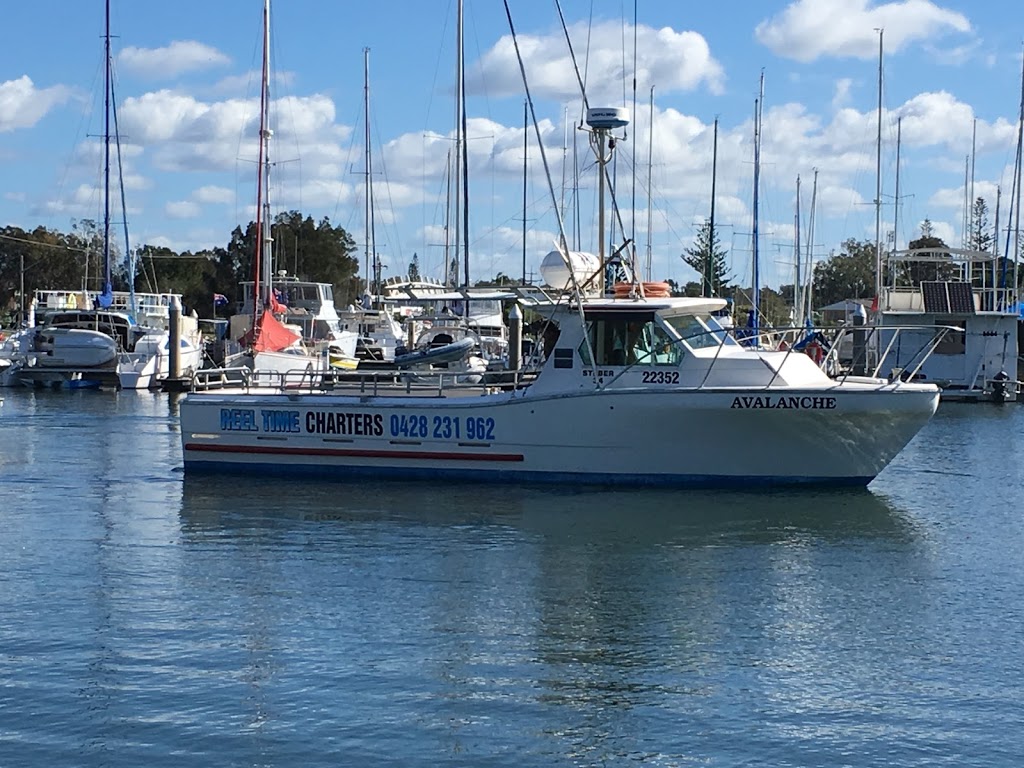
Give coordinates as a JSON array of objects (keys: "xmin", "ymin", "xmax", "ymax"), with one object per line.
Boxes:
[
  {"xmin": 179, "ymin": 288, "xmax": 940, "ymax": 486},
  {"xmin": 178, "ymin": 104, "xmax": 940, "ymax": 487}
]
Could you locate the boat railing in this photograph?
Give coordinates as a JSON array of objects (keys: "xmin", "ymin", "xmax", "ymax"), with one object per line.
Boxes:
[
  {"xmin": 661, "ymin": 323, "xmax": 960, "ymax": 388},
  {"xmin": 189, "ymin": 364, "xmax": 530, "ymax": 396},
  {"xmin": 720, "ymin": 323, "xmax": 958, "ymax": 382},
  {"xmin": 191, "ymin": 366, "xmax": 253, "ymax": 391}
]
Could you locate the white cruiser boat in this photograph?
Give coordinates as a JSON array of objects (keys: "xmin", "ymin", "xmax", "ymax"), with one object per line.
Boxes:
[
  {"xmin": 179, "ymin": 291, "xmax": 940, "ymax": 487},
  {"xmin": 179, "ymin": 103, "xmax": 939, "ymax": 487}
]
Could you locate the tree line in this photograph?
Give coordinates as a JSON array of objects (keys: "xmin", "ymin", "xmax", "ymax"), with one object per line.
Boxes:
[{"xmin": 0, "ymin": 211, "xmax": 360, "ymax": 323}]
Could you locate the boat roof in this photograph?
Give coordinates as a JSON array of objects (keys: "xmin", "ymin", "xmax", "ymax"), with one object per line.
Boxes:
[
  {"xmin": 537, "ymin": 296, "xmax": 728, "ymax": 318},
  {"xmin": 888, "ymin": 247, "xmax": 1000, "ymax": 263},
  {"xmin": 382, "ymin": 288, "xmax": 518, "ymax": 303}
]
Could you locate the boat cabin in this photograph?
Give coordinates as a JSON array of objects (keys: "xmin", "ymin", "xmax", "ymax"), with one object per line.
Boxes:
[
  {"xmin": 232, "ymin": 275, "xmax": 343, "ymax": 342},
  {"xmin": 528, "ymin": 296, "xmax": 768, "ymax": 393},
  {"xmin": 39, "ymin": 309, "xmax": 143, "ymax": 352},
  {"xmin": 878, "ymin": 248, "xmax": 1018, "ymax": 400}
]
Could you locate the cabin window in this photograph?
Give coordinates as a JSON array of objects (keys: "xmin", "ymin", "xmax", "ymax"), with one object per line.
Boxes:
[
  {"xmin": 933, "ymin": 317, "xmax": 966, "ymax": 355},
  {"xmin": 577, "ymin": 315, "xmax": 682, "ymax": 367},
  {"xmin": 667, "ymin": 315, "xmax": 729, "ymax": 350}
]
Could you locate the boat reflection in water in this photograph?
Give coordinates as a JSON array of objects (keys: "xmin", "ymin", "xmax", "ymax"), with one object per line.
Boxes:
[
  {"xmin": 177, "ymin": 474, "xmax": 930, "ymax": 765},
  {"xmin": 179, "ymin": 474, "xmax": 918, "ymax": 546}
]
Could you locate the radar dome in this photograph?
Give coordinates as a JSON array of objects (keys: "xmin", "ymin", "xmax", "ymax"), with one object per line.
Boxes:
[
  {"xmin": 539, "ymin": 250, "xmax": 601, "ymax": 293},
  {"xmin": 586, "ymin": 107, "xmax": 629, "ymax": 130}
]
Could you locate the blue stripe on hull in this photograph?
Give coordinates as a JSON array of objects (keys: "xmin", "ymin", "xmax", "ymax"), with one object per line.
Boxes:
[{"xmin": 182, "ymin": 459, "xmax": 873, "ymax": 489}]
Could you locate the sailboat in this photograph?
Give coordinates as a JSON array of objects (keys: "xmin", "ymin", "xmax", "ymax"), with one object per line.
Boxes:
[
  {"xmin": 14, "ymin": 0, "xmax": 147, "ymax": 389},
  {"xmin": 235, "ymin": 0, "xmax": 343, "ymax": 383}
]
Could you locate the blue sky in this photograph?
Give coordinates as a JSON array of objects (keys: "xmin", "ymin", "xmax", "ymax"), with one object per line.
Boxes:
[{"xmin": 2, "ymin": 0, "xmax": 1022, "ymax": 292}]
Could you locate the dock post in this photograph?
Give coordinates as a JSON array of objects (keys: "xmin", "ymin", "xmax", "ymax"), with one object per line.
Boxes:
[{"xmin": 508, "ymin": 303, "xmax": 523, "ymax": 373}]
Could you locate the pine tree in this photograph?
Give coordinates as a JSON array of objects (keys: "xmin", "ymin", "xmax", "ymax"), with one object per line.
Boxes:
[
  {"xmin": 682, "ymin": 219, "xmax": 731, "ymax": 297},
  {"xmin": 969, "ymin": 197, "xmax": 993, "ymax": 253},
  {"xmin": 407, "ymin": 252, "xmax": 421, "ymax": 282}
]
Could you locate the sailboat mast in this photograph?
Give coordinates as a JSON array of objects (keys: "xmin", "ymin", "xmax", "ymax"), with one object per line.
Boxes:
[
  {"xmin": 894, "ymin": 116, "xmax": 902, "ymax": 254},
  {"xmin": 1014, "ymin": 48, "xmax": 1024, "ymax": 288},
  {"xmin": 805, "ymin": 168, "xmax": 818, "ymax": 325},
  {"xmin": 752, "ymin": 73, "xmax": 763, "ymax": 337},
  {"xmin": 795, "ymin": 174, "xmax": 802, "ymax": 325},
  {"xmin": 873, "ymin": 28, "xmax": 883, "ymax": 311},
  {"xmin": 522, "ymin": 99, "xmax": 528, "ymax": 285},
  {"xmin": 559, "ymin": 105, "xmax": 569, "ymax": 251},
  {"xmin": 970, "ymin": 118, "xmax": 977, "ymax": 245},
  {"xmin": 645, "ymin": 86, "xmax": 654, "ymax": 283},
  {"xmin": 708, "ymin": 116, "xmax": 718, "ymax": 298},
  {"xmin": 450, "ymin": 0, "xmax": 463, "ymax": 289},
  {"xmin": 458, "ymin": 0, "xmax": 470, "ymax": 293},
  {"xmin": 253, "ymin": 0, "xmax": 271, "ymax": 313},
  {"xmin": 364, "ymin": 47, "xmax": 375, "ymax": 301},
  {"xmin": 443, "ymin": 149, "xmax": 452, "ymax": 286},
  {"xmin": 102, "ymin": 0, "xmax": 111, "ymax": 297}
]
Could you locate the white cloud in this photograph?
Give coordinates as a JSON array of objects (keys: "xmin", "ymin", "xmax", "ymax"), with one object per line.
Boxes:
[
  {"xmin": 0, "ymin": 76, "xmax": 75, "ymax": 132},
  {"xmin": 832, "ymin": 78, "xmax": 853, "ymax": 110},
  {"xmin": 166, "ymin": 200, "xmax": 201, "ymax": 219},
  {"xmin": 469, "ymin": 21, "xmax": 724, "ymax": 103},
  {"xmin": 755, "ymin": 0, "xmax": 971, "ymax": 62},
  {"xmin": 116, "ymin": 89, "xmax": 351, "ymax": 175},
  {"xmin": 208, "ymin": 70, "xmax": 296, "ymax": 97},
  {"xmin": 193, "ymin": 185, "xmax": 234, "ymax": 205},
  {"xmin": 37, "ymin": 183, "xmax": 141, "ymax": 218},
  {"xmin": 118, "ymin": 41, "xmax": 231, "ymax": 79},
  {"xmin": 927, "ymin": 180, "xmax": 1000, "ymax": 210},
  {"xmin": 928, "ymin": 220, "xmax": 957, "ymax": 245}
]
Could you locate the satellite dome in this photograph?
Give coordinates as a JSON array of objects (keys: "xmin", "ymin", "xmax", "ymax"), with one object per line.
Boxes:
[{"xmin": 539, "ymin": 250, "xmax": 601, "ymax": 293}]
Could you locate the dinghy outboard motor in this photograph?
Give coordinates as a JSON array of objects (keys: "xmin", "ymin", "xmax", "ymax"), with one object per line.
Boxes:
[{"xmin": 992, "ymin": 371, "xmax": 1011, "ymax": 404}]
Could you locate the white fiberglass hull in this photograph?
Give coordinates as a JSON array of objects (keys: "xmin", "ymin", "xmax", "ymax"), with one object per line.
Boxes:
[
  {"xmin": 33, "ymin": 328, "xmax": 117, "ymax": 369},
  {"xmin": 179, "ymin": 383, "xmax": 938, "ymax": 487},
  {"xmin": 118, "ymin": 345, "xmax": 203, "ymax": 390}
]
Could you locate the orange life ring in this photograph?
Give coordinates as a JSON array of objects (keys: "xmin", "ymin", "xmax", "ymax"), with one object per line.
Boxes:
[{"xmin": 613, "ymin": 281, "xmax": 672, "ymax": 298}]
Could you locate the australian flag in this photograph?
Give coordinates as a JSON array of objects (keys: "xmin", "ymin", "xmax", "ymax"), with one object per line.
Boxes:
[{"xmin": 213, "ymin": 293, "xmax": 229, "ymax": 307}]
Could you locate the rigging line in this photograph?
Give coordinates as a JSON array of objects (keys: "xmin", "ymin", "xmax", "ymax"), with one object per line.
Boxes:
[
  {"xmin": 108, "ymin": 71, "xmax": 136, "ymax": 301},
  {"xmin": 461, "ymin": 5, "xmax": 470, "ymax": 290},
  {"xmin": 630, "ymin": 0, "xmax": 638, "ymax": 257},
  {"xmin": 371, "ymin": 110, "xmax": 404, "ymax": 266},
  {"xmin": 554, "ymin": 0, "xmax": 590, "ymax": 114},
  {"xmin": 102, "ymin": 0, "xmax": 111, "ymax": 295},
  {"xmin": 1003, "ymin": 46, "xmax": 1024, "ymax": 275},
  {"xmin": 502, "ymin": 0, "xmax": 595, "ymax": 375},
  {"xmin": 0, "ymin": 232, "xmax": 90, "ymax": 253}
]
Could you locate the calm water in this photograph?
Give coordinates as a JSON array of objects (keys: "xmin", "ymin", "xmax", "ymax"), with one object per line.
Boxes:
[{"xmin": 1, "ymin": 389, "xmax": 1023, "ymax": 767}]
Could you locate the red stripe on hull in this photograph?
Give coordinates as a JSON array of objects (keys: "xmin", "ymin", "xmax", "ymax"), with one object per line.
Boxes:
[{"xmin": 185, "ymin": 443, "xmax": 524, "ymax": 462}]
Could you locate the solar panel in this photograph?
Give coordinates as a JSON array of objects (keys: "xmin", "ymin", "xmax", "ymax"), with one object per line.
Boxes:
[
  {"xmin": 947, "ymin": 282, "xmax": 975, "ymax": 314},
  {"xmin": 920, "ymin": 281, "xmax": 976, "ymax": 315},
  {"xmin": 921, "ymin": 281, "xmax": 949, "ymax": 313}
]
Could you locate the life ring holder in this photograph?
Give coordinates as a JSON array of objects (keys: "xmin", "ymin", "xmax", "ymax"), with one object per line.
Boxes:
[{"xmin": 612, "ymin": 281, "xmax": 672, "ymax": 299}]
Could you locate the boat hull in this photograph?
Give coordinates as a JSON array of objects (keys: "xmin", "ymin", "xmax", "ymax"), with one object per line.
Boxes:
[{"xmin": 179, "ymin": 385, "xmax": 939, "ymax": 487}]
